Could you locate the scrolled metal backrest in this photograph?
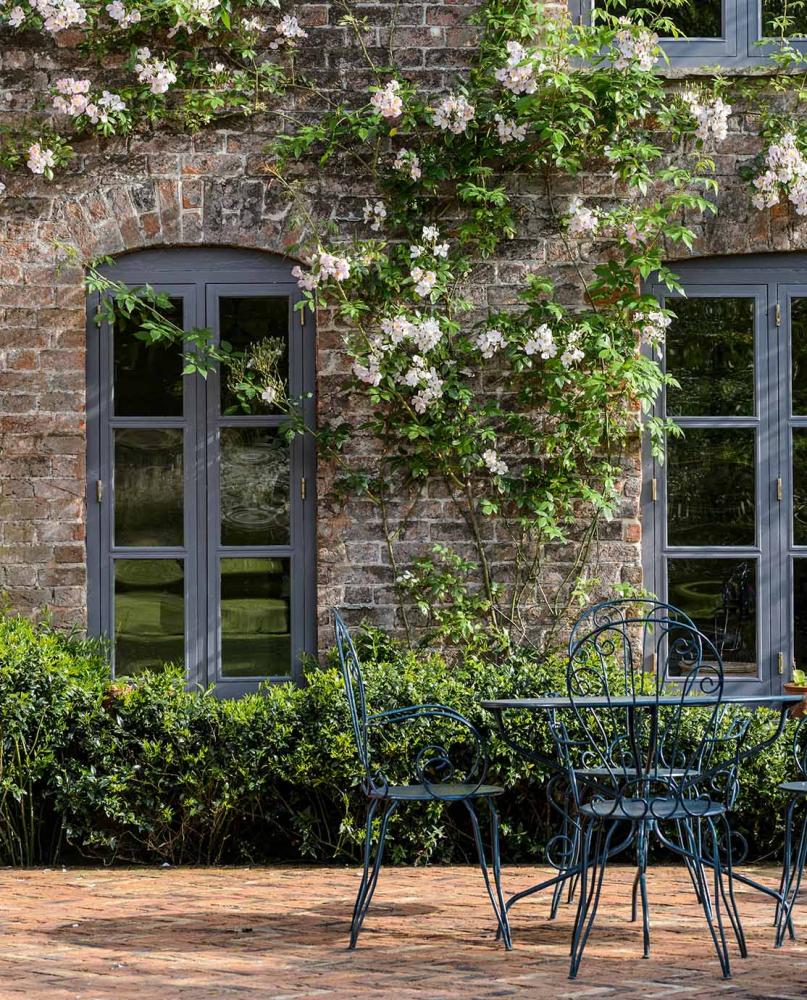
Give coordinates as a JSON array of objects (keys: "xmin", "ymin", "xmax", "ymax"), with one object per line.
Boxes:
[
  {"xmin": 333, "ymin": 610, "xmax": 373, "ymax": 784},
  {"xmin": 566, "ymin": 606, "xmax": 726, "ymax": 818},
  {"xmin": 792, "ymin": 714, "xmax": 807, "ymax": 779}
]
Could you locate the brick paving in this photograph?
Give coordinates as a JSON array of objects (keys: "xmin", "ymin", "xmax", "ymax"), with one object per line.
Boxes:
[{"xmin": 0, "ymin": 864, "xmax": 805, "ymax": 999}]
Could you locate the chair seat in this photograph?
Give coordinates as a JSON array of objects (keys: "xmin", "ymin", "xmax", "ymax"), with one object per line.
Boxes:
[
  {"xmin": 580, "ymin": 796, "xmax": 725, "ymax": 821},
  {"xmin": 369, "ymin": 783, "xmax": 503, "ymax": 801},
  {"xmin": 576, "ymin": 767, "xmax": 691, "ymax": 779},
  {"xmin": 780, "ymin": 780, "xmax": 807, "ymax": 795}
]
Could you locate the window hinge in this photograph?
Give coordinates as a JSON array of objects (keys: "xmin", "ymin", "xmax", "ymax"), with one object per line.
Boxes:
[
  {"xmin": 778, "ymin": 652, "xmax": 785, "ymax": 676},
  {"xmin": 777, "ymin": 477, "xmax": 784, "ymax": 501},
  {"xmin": 300, "ymin": 476, "xmax": 306, "ymax": 501},
  {"xmin": 95, "ymin": 479, "xmax": 103, "ymax": 503},
  {"xmin": 776, "ymin": 302, "xmax": 782, "ymax": 328},
  {"xmin": 651, "ymin": 477, "xmax": 657, "ymax": 502}
]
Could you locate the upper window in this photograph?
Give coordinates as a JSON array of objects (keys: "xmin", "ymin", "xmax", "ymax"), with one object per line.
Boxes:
[{"xmin": 569, "ymin": 0, "xmax": 807, "ymax": 68}]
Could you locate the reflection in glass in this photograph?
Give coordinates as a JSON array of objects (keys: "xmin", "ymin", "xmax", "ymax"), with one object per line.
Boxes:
[
  {"xmin": 114, "ymin": 298, "xmax": 183, "ymax": 416},
  {"xmin": 114, "ymin": 559, "xmax": 184, "ymax": 676},
  {"xmin": 220, "ymin": 297, "xmax": 289, "ymax": 415},
  {"xmin": 221, "ymin": 428, "xmax": 290, "ymax": 546},
  {"xmin": 763, "ymin": 0, "xmax": 807, "ymax": 37},
  {"xmin": 667, "ymin": 558, "xmax": 757, "ymax": 675},
  {"xmin": 665, "ymin": 297, "xmax": 755, "ymax": 416},
  {"xmin": 594, "ymin": 0, "xmax": 722, "ymax": 37},
  {"xmin": 793, "ymin": 430, "xmax": 807, "ymax": 544},
  {"xmin": 220, "ymin": 558, "xmax": 291, "ymax": 677},
  {"xmin": 792, "ymin": 299, "xmax": 807, "ymax": 413},
  {"xmin": 667, "ymin": 429, "xmax": 755, "ymax": 546},
  {"xmin": 114, "ymin": 429, "xmax": 184, "ymax": 547}
]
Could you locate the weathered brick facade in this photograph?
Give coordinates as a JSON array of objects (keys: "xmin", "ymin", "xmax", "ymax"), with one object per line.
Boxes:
[{"xmin": 1, "ymin": 3, "xmax": 805, "ymax": 657}]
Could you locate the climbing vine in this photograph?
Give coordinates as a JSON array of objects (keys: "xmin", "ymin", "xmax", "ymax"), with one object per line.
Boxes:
[{"xmin": 4, "ymin": 0, "xmax": 807, "ymax": 653}]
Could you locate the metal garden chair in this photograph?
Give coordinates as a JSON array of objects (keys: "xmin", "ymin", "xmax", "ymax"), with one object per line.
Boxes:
[
  {"xmin": 552, "ymin": 604, "xmax": 746, "ymax": 979},
  {"xmin": 775, "ymin": 715, "xmax": 807, "ymax": 947},
  {"xmin": 333, "ymin": 610, "xmax": 512, "ymax": 950}
]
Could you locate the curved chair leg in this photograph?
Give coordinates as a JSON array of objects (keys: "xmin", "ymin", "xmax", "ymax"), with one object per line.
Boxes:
[
  {"xmin": 676, "ymin": 819, "xmax": 706, "ymax": 909},
  {"xmin": 706, "ymin": 817, "xmax": 732, "ymax": 978},
  {"xmin": 629, "ymin": 820, "xmax": 651, "ymax": 958},
  {"xmin": 717, "ymin": 815, "xmax": 747, "ymax": 958},
  {"xmin": 464, "ymin": 798, "xmax": 512, "ymax": 950},
  {"xmin": 777, "ymin": 807, "xmax": 807, "ymax": 947},
  {"xmin": 550, "ymin": 810, "xmax": 579, "ymax": 920},
  {"xmin": 775, "ymin": 797, "xmax": 796, "ymax": 934},
  {"xmin": 349, "ymin": 799, "xmax": 397, "ymax": 949},
  {"xmin": 682, "ymin": 818, "xmax": 730, "ymax": 978},
  {"xmin": 569, "ymin": 819, "xmax": 615, "ymax": 979}
]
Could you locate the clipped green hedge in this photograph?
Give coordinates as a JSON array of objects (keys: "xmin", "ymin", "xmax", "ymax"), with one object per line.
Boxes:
[{"xmin": 0, "ymin": 613, "xmax": 798, "ymax": 867}]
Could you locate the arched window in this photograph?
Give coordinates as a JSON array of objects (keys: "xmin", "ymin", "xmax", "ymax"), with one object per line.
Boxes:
[
  {"xmin": 645, "ymin": 253, "xmax": 807, "ymax": 694},
  {"xmin": 86, "ymin": 248, "xmax": 316, "ymax": 693}
]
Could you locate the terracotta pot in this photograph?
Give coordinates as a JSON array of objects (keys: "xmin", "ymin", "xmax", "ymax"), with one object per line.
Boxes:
[{"xmin": 784, "ymin": 683, "xmax": 807, "ymax": 717}]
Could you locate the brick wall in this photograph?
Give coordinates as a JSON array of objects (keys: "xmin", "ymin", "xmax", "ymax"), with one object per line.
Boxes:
[{"xmin": 0, "ymin": 3, "xmax": 805, "ymax": 654}]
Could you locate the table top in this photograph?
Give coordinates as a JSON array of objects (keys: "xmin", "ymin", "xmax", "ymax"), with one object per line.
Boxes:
[{"xmin": 481, "ymin": 694, "xmax": 807, "ymax": 711}]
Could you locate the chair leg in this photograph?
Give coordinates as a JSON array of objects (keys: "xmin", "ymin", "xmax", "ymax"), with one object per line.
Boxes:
[
  {"xmin": 464, "ymin": 798, "xmax": 512, "ymax": 950},
  {"xmin": 629, "ymin": 820, "xmax": 651, "ymax": 957},
  {"xmin": 775, "ymin": 797, "xmax": 796, "ymax": 934},
  {"xmin": 707, "ymin": 818, "xmax": 732, "ymax": 978},
  {"xmin": 777, "ymin": 806, "xmax": 807, "ymax": 947},
  {"xmin": 550, "ymin": 810, "xmax": 579, "ymax": 920},
  {"xmin": 717, "ymin": 815, "xmax": 747, "ymax": 958},
  {"xmin": 349, "ymin": 799, "xmax": 397, "ymax": 949},
  {"xmin": 569, "ymin": 820, "xmax": 615, "ymax": 979},
  {"xmin": 682, "ymin": 818, "xmax": 730, "ymax": 978}
]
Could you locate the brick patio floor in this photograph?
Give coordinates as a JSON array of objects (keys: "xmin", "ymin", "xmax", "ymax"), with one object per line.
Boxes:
[{"xmin": 0, "ymin": 864, "xmax": 805, "ymax": 999}]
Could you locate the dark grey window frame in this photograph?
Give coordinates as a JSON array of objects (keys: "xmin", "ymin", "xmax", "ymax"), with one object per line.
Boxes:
[
  {"xmin": 86, "ymin": 247, "xmax": 317, "ymax": 694},
  {"xmin": 644, "ymin": 252, "xmax": 807, "ymax": 695},
  {"xmin": 568, "ymin": 0, "xmax": 807, "ymax": 68}
]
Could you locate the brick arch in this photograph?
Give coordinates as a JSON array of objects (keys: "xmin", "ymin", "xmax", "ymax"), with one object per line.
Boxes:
[{"xmin": 54, "ymin": 176, "xmax": 308, "ymax": 262}]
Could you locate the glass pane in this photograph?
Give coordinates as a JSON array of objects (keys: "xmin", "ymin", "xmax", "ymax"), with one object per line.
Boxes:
[
  {"xmin": 220, "ymin": 557, "xmax": 291, "ymax": 677},
  {"xmin": 594, "ymin": 0, "xmax": 722, "ymax": 37},
  {"xmin": 221, "ymin": 428, "xmax": 290, "ymax": 546},
  {"xmin": 220, "ymin": 297, "xmax": 289, "ymax": 415},
  {"xmin": 667, "ymin": 558, "xmax": 757, "ymax": 676},
  {"xmin": 667, "ymin": 429, "xmax": 755, "ymax": 547},
  {"xmin": 666, "ymin": 298, "xmax": 755, "ymax": 417},
  {"xmin": 793, "ymin": 430, "xmax": 807, "ymax": 545},
  {"xmin": 791, "ymin": 299, "xmax": 807, "ymax": 413},
  {"xmin": 794, "ymin": 560, "xmax": 807, "ymax": 672},
  {"xmin": 763, "ymin": 0, "xmax": 807, "ymax": 37},
  {"xmin": 114, "ymin": 298, "xmax": 183, "ymax": 416},
  {"xmin": 114, "ymin": 429, "xmax": 184, "ymax": 547},
  {"xmin": 114, "ymin": 559, "xmax": 184, "ymax": 676}
]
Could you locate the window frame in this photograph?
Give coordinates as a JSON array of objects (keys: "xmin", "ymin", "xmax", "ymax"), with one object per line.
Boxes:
[
  {"xmin": 568, "ymin": 0, "xmax": 807, "ymax": 69},
  {"xmin": 643, "ymin": 253, "xmax": 807, "ymax": 695},
  {"xmin": 86, "ymin": 247, "xmax": 317, "ymax": 693}
]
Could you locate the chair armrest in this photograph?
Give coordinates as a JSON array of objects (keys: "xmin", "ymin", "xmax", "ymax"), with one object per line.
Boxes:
[{"xmin": 367, "ymin": 704, "xmax": 490, "ymax": 801}]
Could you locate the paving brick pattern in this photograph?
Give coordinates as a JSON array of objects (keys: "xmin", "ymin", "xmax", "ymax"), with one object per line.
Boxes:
[{"xmin": 0, "ymin": 864, "xmax": 805, "ymax": 998}]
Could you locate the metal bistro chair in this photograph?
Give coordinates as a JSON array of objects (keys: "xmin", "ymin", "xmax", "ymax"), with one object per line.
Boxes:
[
  {"xmin": 548, "ymin": 600, "xmax": 701, "ymax": 919},
  {"xmin": 333, "ymin": 610, "xmax": 511, "ymax": 949},
  {"xmin": 555, "ymin": 607, "xmax": 745, "ymax": 979},
  {"xmin": 775, "ymin": 714, "xmax": 807, "ymax": 947}
]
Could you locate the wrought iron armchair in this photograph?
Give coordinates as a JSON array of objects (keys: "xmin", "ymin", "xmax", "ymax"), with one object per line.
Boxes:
[
  {"xmin": 775, "ymin": 714, "xmax": 807, "ymax": 947},
  {"xmin": 554, "ymin": 605, "xmax": 747, "ymax": 979},
  {"xmin": 333, "ymin": 610, "xmax": 511, "ymax": 949}
]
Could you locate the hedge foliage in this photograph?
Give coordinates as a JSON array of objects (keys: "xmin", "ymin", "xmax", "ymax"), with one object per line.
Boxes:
[{"xmin": 0, "ymin": 613, "xmax": 799, "ymax": 867}]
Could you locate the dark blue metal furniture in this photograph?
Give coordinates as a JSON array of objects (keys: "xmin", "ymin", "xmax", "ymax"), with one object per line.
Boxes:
[
  {"xmin": 557, "ymin": 605, "xmax": 742, "ymax": 978},
  {"xmin": 775, "ymin": 715, "xmax": 807, "ymax": 947},
  {"xmin": 333, "ymin": 610, "xmax": 511, "ymax": 950}
]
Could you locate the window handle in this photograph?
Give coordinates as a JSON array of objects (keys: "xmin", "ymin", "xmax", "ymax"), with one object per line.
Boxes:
[
  {"xmin": 777, "ymin": 477, "xmax": 783, "ymax": 502},
  {"xmin": 96, "ymin": 479, "xmax": 104, "ymax": 503}
]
